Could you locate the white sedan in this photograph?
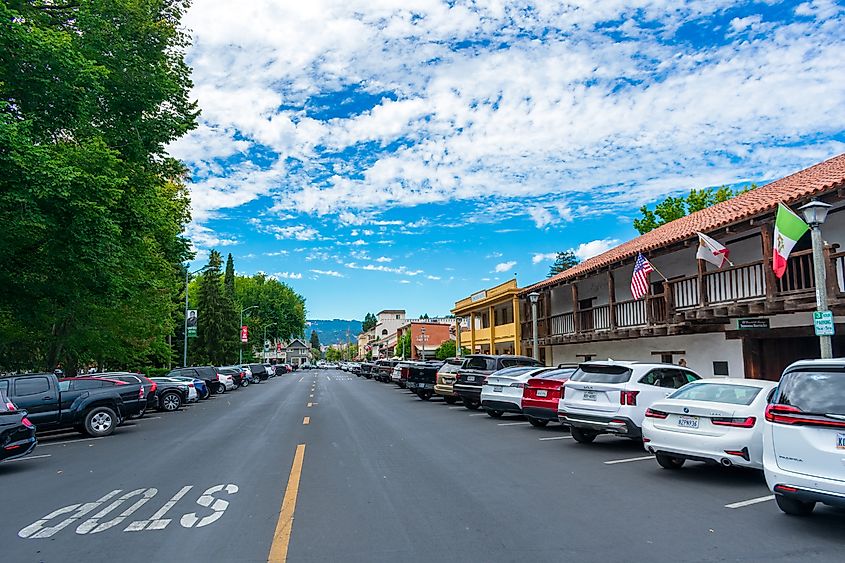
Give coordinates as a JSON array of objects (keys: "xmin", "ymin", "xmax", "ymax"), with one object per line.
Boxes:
[
  {"xmin": 642, "ymin": 378, "xmax": 777, "ymax": 470},
  {"xmin": 480, "ymin": 366, "xmax": 552, "ymax": 418}
]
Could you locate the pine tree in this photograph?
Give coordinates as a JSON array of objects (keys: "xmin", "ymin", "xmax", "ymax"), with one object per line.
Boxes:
[
  {"xmin": 196, "ymin": 250, "xmax": 230, "ymax": 365},
  {"xmin": 224, "ymin": 253, "xmax": 236, "ymax": 298},
  {"xmin": 221, "ymin": 253, "xmax": 238, "ymax": 363},
  {"xmin": 548, "ymin": 251, "xmax": 579, "ymax": 277},
  {"xmin": 362, "ymin": 312, "xmax": 377, "ymax": 332},
  {"xmin": 310, "ymin": 330, "xmax": 321, "ymax": 351}
]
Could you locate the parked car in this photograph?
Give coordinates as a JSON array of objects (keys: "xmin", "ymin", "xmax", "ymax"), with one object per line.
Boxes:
[
  {"xmin": 248, "ymin": 364, "xmax": 269, "ymax": 382},
  {"xmin": 454, "ymin": 355, "xmax": 542, "ymax": 410},
  {"xmin": 0, "ymin": 390, "xmax": 37, "ymax": 462},
  {"xmin": 147, "ymin": 377, "xmax": 192, "ymax": 412},
  {"xmin": 521, "ymin": 365, "xmax": 578, "ymax": 427},
  {"xmin": 434, "ymin": 358, "xmax": 464, "ymax": 404},
  {"xmin": 374, "ymin": 360, "xmax": 398, "ymax": 383},
  {"xmin": 167, "ymin": 366, "xmax": 222, "ymax": 394},
  {"xmin": 219, "ymin": 366, "xmax": 249, "ymax": 387},
  {"xmin": 559, "ymin": 361, "xmax": 701, "ymax": 444},
  {"xmin": 0, "ymin": 373, "xmax": 144, "ymax": 437},
  {"xmin": 763, "ymin": 359, "xmax": 845, "ymax": 516},
  {"xmin": 167, "ymin": 375, "xmax": 209, "ymax": 400},
  {"xmin": 263, "ymin": 364, "xmax": 276, "ymax": 378},
  {"xmin": 392, "ymin": 362, "xmax": 416, "ymax": 388},
  {"xmin": 642, "ymin": 378, "xmax": 777, "ymax": 470},
  {"xmin": 359, "ymin": 363, "xmax": 376, "ymax": 379},
  {"xmin": 481, "ymin": 366, "xmax": 553, "ymax": 418},
  {"xmin": 83, "ymin": 373, "xmax": 158, "ymax": 415},
  {"xmin": 405, "ymin": 361, "xmax": 445, "ymax": 400}
]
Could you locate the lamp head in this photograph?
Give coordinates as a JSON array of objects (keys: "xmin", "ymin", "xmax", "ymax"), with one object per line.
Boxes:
[
  {"xmin": 799, "ymin": 199, "xmax": 832, "ymax": 226},
  {"xmin": 528, "ymin": 291, "xmax": 540, "ymax": 305}
]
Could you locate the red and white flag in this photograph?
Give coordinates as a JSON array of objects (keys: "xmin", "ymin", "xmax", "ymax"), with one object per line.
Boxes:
[
  {"xmin": 695, "ymin": 232, "xmax": 731, "ymax": 268},
  {"xmin": 631, "ymin": 253, "xmax": 654, "ymax": 300}
]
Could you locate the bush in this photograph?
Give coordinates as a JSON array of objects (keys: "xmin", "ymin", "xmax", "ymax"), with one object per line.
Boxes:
[{"xmin": 143, "ymin": 367, "xmax": 172, "ymax": 378}]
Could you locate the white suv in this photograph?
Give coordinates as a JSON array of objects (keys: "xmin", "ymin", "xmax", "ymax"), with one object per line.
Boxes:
[
  {"xmin": 763, "ymin": 359, "xmax": 845, "ymax": 516},
  {"xmin": 559, "ymin": 361, "xmax": 701, "ymax": 444}
]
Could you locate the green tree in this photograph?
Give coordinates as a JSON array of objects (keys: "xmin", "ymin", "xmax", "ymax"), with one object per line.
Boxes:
[
  {"xmin": 435, "ymin": 340, "xmax": 469, "ymax": 360},
  {"xmin": 362, "ymin": 312, "xmax": 377, "ymax": 332},
  {"xmin": 195, "ymin": 251, "xmax": 230, "ymax": 365},
  {"xmin": 224, "ymin": 253, "xmax": 236, "ymax": 298},
  {"xmin": 0, "ymin": 1, "xmax": 197, "ymax": 373},
  {"xmin": 548, "ymin": 250, "xmax": 580, "ymax": 277},
  {"xmin": 310, "ymin": 330, "xmax": 321, "ymax": 351},
  {"xmin": 633, "ymin": 185, "xmax": 755, "ymax": 234},
  {"xmin": 397, "ymin": 331, "xmax": 412, "ymax": 359},
  {"xmin": 233, "ymin": 273, "xmax": 307, "ymax": 359}
]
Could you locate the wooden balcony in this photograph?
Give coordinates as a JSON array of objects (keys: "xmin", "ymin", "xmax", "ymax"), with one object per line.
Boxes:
[{"xmin": 521, "ymin": 247, "xmax": 845, "ymax": 346}]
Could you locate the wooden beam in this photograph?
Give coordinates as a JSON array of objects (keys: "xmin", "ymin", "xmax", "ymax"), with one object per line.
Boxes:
[
  {"xmin": 571, "ymin": 283, "xmax": 580, "ymax": 333},
  {"xmin": 760, "ymin": 225, "xmax": 777, "ymax": 302},
  {"xmin": 607, "ymin": 271, "xmax": 617, "ymax": 330}
]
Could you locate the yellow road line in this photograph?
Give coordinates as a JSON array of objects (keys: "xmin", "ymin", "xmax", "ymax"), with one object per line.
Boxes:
[
  {"xmin": 302, "ymin": 416, "xmax": 310, "ymax": 425},
  {"xmin": 268, "ymin": 444, "xmax": 306, "ymax": 563}
]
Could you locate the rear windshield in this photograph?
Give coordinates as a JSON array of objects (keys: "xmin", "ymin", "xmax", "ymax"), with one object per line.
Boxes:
[
  {"xmin": 776, "ymin": 371, "xmax": 845, "ymax": 415},
  {"xmin": 669, "ymin": 383, "xmax": 762, "ymax": 405},
  {"xmin": 438, "ymin": 363, "xmax": 461, "ymax": 374},
  {"xmin": 570, "ymin": 365, "xmax": 633, "ymax": 384},
  {"xmin": 491, "ymin": 366, "xmax": 537, "ymax": 378},
  {"xmin": 464, "ymin": 357, "xmax": 496, "ymax": 371},
  {"xmin": 536, "ymin": 368, "xmax": 577, "ymax": 380}
]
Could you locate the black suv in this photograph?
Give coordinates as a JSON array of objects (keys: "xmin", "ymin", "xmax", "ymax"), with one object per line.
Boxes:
[
  {"xmin": 453, "ymin": 355, "xmax": 542, "ymax": 410},
  {"xmin": 168, "ymin": 366, "xmax": 221, "ymax": 394}
]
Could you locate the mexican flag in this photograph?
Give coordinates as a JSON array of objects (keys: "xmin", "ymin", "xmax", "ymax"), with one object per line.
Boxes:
[{"xmin": 773, "ymin": 203, "xmax": 809, "ymax": 279}]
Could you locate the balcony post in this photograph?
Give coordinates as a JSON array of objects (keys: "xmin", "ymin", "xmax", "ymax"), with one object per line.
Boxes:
[
  {"xmin": 696, "ymin": 258, "xmax": 708, "ymax": 307},
  {"xmin": 663, "ymin": 279, "xmax": 674, "ymax": 320},
  {"xmin": 607, "ymin": 270, "xmax": 617, "ymax": 330},
  {"xmin": 760, "ymin": 224, "xmax": 777, "ymax": 302},
  {"xmin": 824, "ymin": 243, "xmax": 839, "ymax": 300},
  {"xmin": 570, "ymin": 283, "xmax": 580, "ymax": 333}
]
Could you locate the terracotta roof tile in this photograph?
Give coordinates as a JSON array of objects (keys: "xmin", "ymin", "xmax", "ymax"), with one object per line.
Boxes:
[{"xmin": 523, "ymin": 153, "xmax": 845, "ymax": 293}]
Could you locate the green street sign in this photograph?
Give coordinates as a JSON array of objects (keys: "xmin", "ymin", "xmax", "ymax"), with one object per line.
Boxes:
[
  {"xmin": 187, "ymin": 326, "xmax": 197, "ymax": 338},
  {"xmin": 813, "ymin": 310, "xmax": 835, "ymax": 336}
]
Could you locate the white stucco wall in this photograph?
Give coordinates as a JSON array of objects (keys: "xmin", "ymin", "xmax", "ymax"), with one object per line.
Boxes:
[{"xmin": 549, "ymin": 332, "xmax": 744, "ymax": 379}]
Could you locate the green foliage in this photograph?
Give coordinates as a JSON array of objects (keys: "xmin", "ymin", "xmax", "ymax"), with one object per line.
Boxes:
[
  {"xmin": 224, "ymin": 253, "xmax": 236, "ymax": 298},
  {"xmin": 0, "ymin": 0, "xmax": 197, "ymax": 373},
  {"xmin": 633, "ymin": 185, "xmax": 756, "ymax": 234},
  {"xmin": 435, "ymin": 340, "xmax": 469, "ymax": 360},
  {"xmin": 194, "ymin": 251, "xmax": 238, "ymax": 365},
  {"xmin": 548, "ymin": 250, "xmax": 580, "ymax": 277},
  {"xmin": 397, "ymin": 331, "xmax": 412, "ymax": 358},
  {"xmin": 361, "ymin": 312, "xmax": 377, "ymax": 332},
  {"xmin": 310, "ymin": 330, "xmax": 321, "ymax": 351},
  {"xmin": 325, "ymin": 347, "xmax": 341, "ymax": 362}
]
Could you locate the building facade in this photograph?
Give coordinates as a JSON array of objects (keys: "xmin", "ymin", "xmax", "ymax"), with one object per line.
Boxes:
[
  {"xmin": 397, "ymin": 322, "xmax": 454, "ymax": 360},
  {"xmin": 283, "ymin": 338, "xmax": 310, "ymax": 366},
  {"xmin": 518, "ymin": 154, "xmax": 845, "ymax": 380},
  {"xmin": 453, "ymin": 279, "xmax": 523, "ymax": 356}
]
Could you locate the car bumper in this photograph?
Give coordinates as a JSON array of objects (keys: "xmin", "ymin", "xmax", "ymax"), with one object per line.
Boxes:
[
  {"xmin": 407, "ymin": 382, "xmax": 435, "ymax": 391},
  {"xmin": 559, "ymin": 412, "xmax": 641, "ymax": 438},
  {"xmin": 522, "ymin": 405, "xmax": 560, "ymax": 422},
  {"xmin": 481, "ymin": 399, "xmax": 522, "ymax": 414},
  {"xmin": 643, "ymin": 423, "xmax": 760, "ymax": 468},
  {"xmin": 1, "ymin": 431, "xmax": 37, "ymax": 461},
  {"xmin": 764, "ymin": 462, "xmax": 845, "ymax": 507},
  {"xmin": 453, "ymin": 385, "xmax": 482, "ymax": 402},
  {"xmin": 434, "ymin": 384, "xmax": 456, "ymax": 397}
]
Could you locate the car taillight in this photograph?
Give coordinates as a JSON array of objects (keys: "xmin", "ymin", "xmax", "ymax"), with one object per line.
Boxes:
[
  {"xmin": 765, "ymin": 404, "xmax": 845, "ymax": 428},
  {"xmin": 560, "ymin": 384, "xmax": 566, "ymax": 399},
  {"xmin": 21, "ymin": 416, "xmax": 33, "ymax": 428},
  {"xmin": 645, "ymin": 408, "xmax": 668, "ymax": 419},
  {"xmin": 510, "ymin": 382, "xmax": 525, "ymax": 388},
  {"xmin": 712, "ymin": 416, "xmax": 756, "ymax": 428},
  {"xmin": 188, "ymin": 383, "xmax": 195, "ymax": 388},
  {"xmin": 5, "ymin": 401, "xmax": 16, "ymax": 411},
  {"xmin": 150, "ymin": 382, "xmax": 157, "ymax": 393},
  {"xmin": 620, "ymin": 390, "xmax": 639, "ymax": 406}
]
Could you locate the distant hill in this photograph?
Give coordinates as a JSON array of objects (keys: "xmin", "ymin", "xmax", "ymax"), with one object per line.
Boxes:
[{"xmin": 306, "ymin": 319, "xmax": 363, "ymax": 345}]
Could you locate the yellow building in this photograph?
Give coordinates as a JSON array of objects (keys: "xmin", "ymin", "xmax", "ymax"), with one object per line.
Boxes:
[{"xmin": 452, "ymin": 279, "xmax": 522, "ymax": 355}]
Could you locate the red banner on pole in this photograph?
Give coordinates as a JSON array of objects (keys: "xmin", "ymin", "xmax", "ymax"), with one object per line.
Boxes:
[
  {"xmin": 240, "ymin": 325, "xmax": 248, "ymax": 343},
  {"xmin": 276, "ymin": 341, "xmax": 282, "ymax": 352}
]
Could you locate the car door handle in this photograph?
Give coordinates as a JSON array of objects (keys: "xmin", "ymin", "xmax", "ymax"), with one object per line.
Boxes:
[{"xmin": 42, "ymin": 396, "xmax": 54, "ymax": 401}]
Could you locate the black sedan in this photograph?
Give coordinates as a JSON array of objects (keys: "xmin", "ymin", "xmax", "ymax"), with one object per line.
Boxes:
[{"xmin": 1, "ymin": 391, "xmax": 37, "ymax": 462}]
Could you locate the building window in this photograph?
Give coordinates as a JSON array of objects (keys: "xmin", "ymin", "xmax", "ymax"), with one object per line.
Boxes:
[
  {"xmin": 713, "ymin": 361, "xmax": 729, "ymax": 376},
  {"xmin": 381, "ymin": 329, "xmax": 388, "ymax": 336}
]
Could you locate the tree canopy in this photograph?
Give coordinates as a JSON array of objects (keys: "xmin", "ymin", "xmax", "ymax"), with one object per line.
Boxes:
[
  {"xmin": 362, "ymin": 312, "xmax": 377, "ymax": 332},
  {"xmin": 435, "ymin": 340, "xmax": 469, "ymax": 360},
  {"xmin": 548, "ymin": 251, "xmax": 580, "ymax": 277},
  {"xmin": 633, "ymin": 185, "xmax": 755, "ymax": 235},
  {"xmin": 0, "ymin": 0, "xmax": 197, "ymax": 373}
]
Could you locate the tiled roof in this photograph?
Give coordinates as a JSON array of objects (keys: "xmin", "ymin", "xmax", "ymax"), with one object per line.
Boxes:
[{"xmin": 523, "ymin": 153, "xmax": 845, "ymax": 293}]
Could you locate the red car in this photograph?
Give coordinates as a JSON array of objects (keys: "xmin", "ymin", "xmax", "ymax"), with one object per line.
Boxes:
[{"xmin": 521, "ymin": 365, "xmax": 578, "ymax": 427}]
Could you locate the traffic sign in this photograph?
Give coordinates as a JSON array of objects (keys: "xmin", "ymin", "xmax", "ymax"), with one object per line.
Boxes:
[{"xmin": 813, "ymin": 311, "xmax": 835, "ymax": 336}]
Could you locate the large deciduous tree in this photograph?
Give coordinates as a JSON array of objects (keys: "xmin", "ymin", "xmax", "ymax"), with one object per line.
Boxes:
[
  {"xmin": 0, "ymin": 0, "xmax": 198, "ymax": 372},
  {"xmin": 633, "ymin": 185, "xmax": 755, "ymax": 235}
]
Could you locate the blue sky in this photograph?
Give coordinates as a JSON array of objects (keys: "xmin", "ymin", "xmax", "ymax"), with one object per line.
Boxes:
[{"xmin": 168, "ymin": 0, "xmax": 845, "ymax": 320}]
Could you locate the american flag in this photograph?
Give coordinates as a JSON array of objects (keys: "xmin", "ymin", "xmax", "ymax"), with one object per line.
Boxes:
[{"xmin": 630, "ymin": 253, "xmax": 654, "ymax": 300}]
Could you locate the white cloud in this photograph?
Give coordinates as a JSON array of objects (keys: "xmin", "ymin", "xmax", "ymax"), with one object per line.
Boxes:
[
  {"xmin": 573, "ymin": 239, "xmax": 621, "ymax": 261},
  {"xmin": 264, "ymin": 250, "xmax": 289, "ymax": 256},
  {"xmin": 374, "ymin": 256, "xmax": 392, "ymax": 263},
  {"xmin": 185, "ymin": 223, "xmax": 238, "ymax": 249},
  {"xmin": 310, "ymin": 269, "xmax": 344, "ymax": 278},
  {"xmin": 494, "ymin": 261, "xmax": 517, "ymax": 273},
  {"xmin": 271, "ymin": 271, "xmax": 303, "ymax": 279},
  {"xmin": 532, "ymin": 252, "xmax": 558, "ymax": 265},
  {"xmin": 251, "ymin": 220, "xmax": 323, "ymax": 241},
  {"xmin": 344, "ymin": 262, "xmax": 423, "ymax": 276},
  {"xmin": 426, "ymin": 275, "xmax": 441, "ymax": 281},
  {"xmin": 528, "ymin": 206, "xmax": 554, "ymax": 229}
]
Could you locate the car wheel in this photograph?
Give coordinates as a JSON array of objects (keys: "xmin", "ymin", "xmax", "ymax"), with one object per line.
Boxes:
[
  {"xmin": 463, "ymin": 400, "xmax": 480, "ymax": 411},
  {"xmin": 84, "ymin": 406, "xmax": 117, "ymax": 437},
  {"xmin": 655, "ymin": 453, "xmax": 685, "ymax": 470},
  {"xmin": 398, "ymin": 382, "xmax": 406, "ymax": 389},
  {"xmin": 418, "ymin": 390, "xmax": 432, "ymax": 401},
  {"xmin": 570, "ymin": 427, "xmax": 597, "ymax": 444},
  {"xmin": 242, "ymin": 378, "xmax": 250, "ymax": 387},
  {"xmin": 444, "ymin": 396, "xmax": 457, "ymax": 405},
  {"xmin": 160, "ymin": 391, "xmax": 182, "ymax": 412},
  {"xmin": 775, "ymin": 494, "xmax": 815, "ymax": 516},
  {"xmin": 528, "ymin": 417, "xmax": 548, "ymax": 427},
  {"xmin": 215, "ymin": 382, "xmax": 226, "ymax": 394},
  {"xmin": 486, "ymin": 409, "xmax": 503, "ymax": 418},
  {"xmin": 199, "ymin": 388, "xmax": 210, "ymax": 400}
]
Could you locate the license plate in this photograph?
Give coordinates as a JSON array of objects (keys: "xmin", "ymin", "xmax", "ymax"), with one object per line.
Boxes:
[
  {"xmin": 467, "ymin": 376, "xmax": 475, "ymax": 382},
  {"xmin": 536, "ymin": 389, "xmax": 548, "ymax": 397},
  {"xmin": 582, "ymin": 391, "xmax": 597, "ymax": 401},
  {"xmin": 837, "ymin": 433, "xmax": 845, "ymax": 449},
  {"xmin": 678, "ymin": 416, "xmax": 699, "ymax": 429},
  {"xmin": 493, "ymin": 385, "xmax": 503, "ymax": 393}
]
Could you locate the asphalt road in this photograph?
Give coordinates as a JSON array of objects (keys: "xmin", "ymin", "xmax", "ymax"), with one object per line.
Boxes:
[{"xmin": 2, "ymin": 369, "xmax": 844, "ymax": 562}]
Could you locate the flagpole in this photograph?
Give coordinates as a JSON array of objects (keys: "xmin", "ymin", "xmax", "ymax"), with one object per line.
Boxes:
[{"xmin": 647, "ymin": 258, "xmax": 669, "ymax": 282}]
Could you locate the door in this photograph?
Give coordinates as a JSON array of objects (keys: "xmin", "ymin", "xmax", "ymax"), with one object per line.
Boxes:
[
  {"xmin": 579, "ymin": 298, "xmax": 594, "ymax": 332},
  {"xmin": 12, "ymin": 376, "xmax": 60, "ymax": 425}
]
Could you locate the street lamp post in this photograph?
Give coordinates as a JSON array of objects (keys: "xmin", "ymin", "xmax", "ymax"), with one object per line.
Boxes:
[
  {"xmin": 799, "ymin": 199, "xmax": 833, "ymax": 359},
  {"xmin": 528, "ymin": 292, "xmax": 541, "ymax": 363},
  {"xmin": 263, "ymin": 322, "xmax": 276, "ymax": 363},
  {"xmin": 455, "ymin": 317, "xmax": 463, "ymax": 358},
  {"xmin": 183, "ymin": 264, "xmax": 210, "ymax": 367},
  {"xmin": 239, "ymin": 305, "xmax": 258, "ymax": 364},
  {"xmin": 420, "ymin": 326, "xmax": 426, "ymax": 360}
]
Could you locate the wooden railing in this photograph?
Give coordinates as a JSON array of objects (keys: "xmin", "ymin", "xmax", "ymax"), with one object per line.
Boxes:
[
  {"xmin": 550, "ymin": 312, "xmax": 575, "ymax": 335},
  {"xmin": 672, "ymin": 276, "xmax": 699, "ymax": 309},
  {"xmin": 777, "ymin": 249, "xmax": 815, "ymax": 294},
  {"xmin": 615, "ymin": 299, "xmax": 647, "ymax": 328},
  {"xmin": 704, "ymin": 261, "xmax": 765, "ymax": 304},
  {"xmin": 833, "ymin": 250, "xmax": 845, "ymax": 294}
]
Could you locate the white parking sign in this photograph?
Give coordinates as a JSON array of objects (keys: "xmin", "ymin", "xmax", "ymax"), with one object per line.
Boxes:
[{"xmin": 813, "ymin": 311, "xmax": 835, "ymax": 336}]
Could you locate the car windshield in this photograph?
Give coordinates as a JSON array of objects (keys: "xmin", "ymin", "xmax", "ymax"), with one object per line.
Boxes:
[
  {"xmin": 668, "ymin": 382, "xmax": 762, "ymax": 405},
  {"xmin": 464, "ymin": 357, "xmax": 495, "ymax": 370},
  {"xmin": 569, "ymin": 365, "xmax": 633, "ymax": 384},
  {"xmin": 776, "ymin": 370, "xmax": 845, "ymax": 415}
]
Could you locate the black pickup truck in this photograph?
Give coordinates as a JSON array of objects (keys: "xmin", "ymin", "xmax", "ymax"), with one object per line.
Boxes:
[
  {"xmin": 374, "ymin": 360, "xmax": 398, "ymax": 383},
  {"xmin": 453, "ymin": 355, "xmax": 542, "ymax": 410},
  {"xmin": 405, "ymin": 361, "xmax": 445, "ymax": 400},
  {"xmin": 0, "ymin": 373, "xmax": 144, "ymax": 437}
]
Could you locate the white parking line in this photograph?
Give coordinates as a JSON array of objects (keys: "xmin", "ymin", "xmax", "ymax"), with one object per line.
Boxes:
[
  {"xmin": 447, "ymin": 406, "xmax": 463, "ymax": 409},
  {"xmin": 538, "ymin": 436, "xmax": 573, "ymax": 441},
  {"xmin": 39, "ymin": 437, "xmax": 105, "ymax": 447},
  {"xmin": 4, "ymin": 454, "xmax": 52, "ymax": 463},
  {"xmin": 725, "ymin": 495, "xmax": 775, "ymax": 509},
  {"xmin": 497, "ymin": 422, "xmax": 530, "ymax": 426},
  {"xmin": 603, "ymin": 455, "xmax": 654, "ymax": 465},
  {"xmin": 469, "ymin": 413, "xmax": 487, "ymax": 416}
]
